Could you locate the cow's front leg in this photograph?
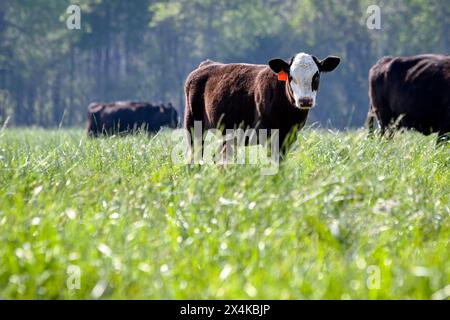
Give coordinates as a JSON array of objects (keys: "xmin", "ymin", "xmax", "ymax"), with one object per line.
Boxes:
[
  {"xmin": 253, "ymin": 119, "xmax": 283, "ymax": 162},
  {"xmin": 219, "ymin": 134, "xmax": 235, "ymax": 165}
]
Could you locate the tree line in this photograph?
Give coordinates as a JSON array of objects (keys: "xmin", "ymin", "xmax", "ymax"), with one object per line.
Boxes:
[{"xmin": 0, "ymin": 0, "xmax": 448, "ymax": 128}]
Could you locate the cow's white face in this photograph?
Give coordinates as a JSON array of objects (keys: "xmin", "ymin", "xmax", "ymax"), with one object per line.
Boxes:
[
  {"xmin": 289, "ymin": 53, "xmax": 320, "ymax": 109},
  {"xmin": 268, "ymin": 53, "xmax": 341, "ymax": 110}
]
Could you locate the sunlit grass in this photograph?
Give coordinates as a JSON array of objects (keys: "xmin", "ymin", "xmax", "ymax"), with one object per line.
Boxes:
[{"xmin": 0, "ymin": 128, "xmax": 449, "ymax": 299}]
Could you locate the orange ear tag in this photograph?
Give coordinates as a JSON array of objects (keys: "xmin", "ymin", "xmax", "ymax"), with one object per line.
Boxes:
[{"xmin": 278, "ymin": 70, "xmax": 288, "ymax": 82}]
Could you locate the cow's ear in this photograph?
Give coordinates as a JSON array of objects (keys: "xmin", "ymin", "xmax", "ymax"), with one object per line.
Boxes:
[
  {"xmin": 268, "ymin": 58, "xmax": 290, "ymax": 74},
  {"xmin": 317, "ymin": 56, "xmax": 341, "ymax": 73},
  {"xmin": 88, "ymin": 103, "xmax": 104, "ymax": 113}
]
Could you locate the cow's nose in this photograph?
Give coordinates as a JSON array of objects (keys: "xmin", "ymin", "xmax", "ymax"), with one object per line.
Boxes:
[{"xmin": 298, "ymin": 97, "xmax": 313, "ymax": 108}]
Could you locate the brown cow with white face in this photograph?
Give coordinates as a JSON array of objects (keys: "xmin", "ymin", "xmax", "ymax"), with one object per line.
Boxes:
[{"xmin": 184, "ymin": 53, "xmax": 340, "ymax": 154}]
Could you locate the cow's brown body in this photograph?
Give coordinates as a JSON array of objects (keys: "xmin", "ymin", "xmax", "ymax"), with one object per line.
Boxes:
[
  {"xmin": 184, "ymin": 62, "xmax": 309, "ymax": 150},
  {"xmin": 367, "ymin": 54, "xmax": 450, "ymax": 142}
]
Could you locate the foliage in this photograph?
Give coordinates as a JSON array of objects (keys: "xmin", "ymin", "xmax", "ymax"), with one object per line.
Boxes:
[
  {"xmin": 0, "ymin": 129, "xmax": 449, "ymax": 299},
  {"xmin": 0, "ymin": 0, "xmax": 448, "ymax": 128}
]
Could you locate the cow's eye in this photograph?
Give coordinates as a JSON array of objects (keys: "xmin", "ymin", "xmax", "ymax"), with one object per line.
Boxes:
[{"xmin": 311, "ymin": 72, "xmax": 320, "ymax": 91}]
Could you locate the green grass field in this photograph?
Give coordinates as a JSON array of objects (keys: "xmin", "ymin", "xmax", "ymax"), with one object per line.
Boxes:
[{"xmin": 0, "ymin": 128, "xmax": 449, "ymax": 299}]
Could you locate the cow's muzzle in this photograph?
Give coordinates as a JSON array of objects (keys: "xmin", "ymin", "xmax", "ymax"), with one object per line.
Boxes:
[{"xmin": 298, "ymin": 97, "xmax": 314, "ymax": 109}]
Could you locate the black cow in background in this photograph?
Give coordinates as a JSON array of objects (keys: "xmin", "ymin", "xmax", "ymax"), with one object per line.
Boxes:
[
  {"xmin": 367, "ymin": 54, "xmax": 450, "ymax": 143},
  {"xmin": 87, "ymin": 101, "xmax": 178, "ymax": 136}
]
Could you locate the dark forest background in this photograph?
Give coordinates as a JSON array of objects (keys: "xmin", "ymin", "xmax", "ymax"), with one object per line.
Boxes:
[{"xmin": 0, "ymin": 0, "xmax": 448, "ymax": 128}]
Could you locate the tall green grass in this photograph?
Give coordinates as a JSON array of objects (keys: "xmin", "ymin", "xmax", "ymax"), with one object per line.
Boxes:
[{"xmin": 0, "ymin": 128, "xmax": 449, "ymax": 299}]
